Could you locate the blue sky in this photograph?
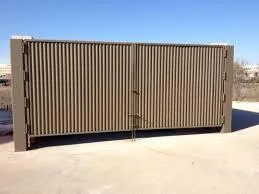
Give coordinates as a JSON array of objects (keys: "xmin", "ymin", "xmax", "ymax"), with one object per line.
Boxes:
[{"xmin": 1, "ymin": 0, "xmax": 259, "ymax": 64}]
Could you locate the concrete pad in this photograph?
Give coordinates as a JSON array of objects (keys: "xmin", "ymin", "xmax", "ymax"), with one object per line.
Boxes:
[{"xmin": 0, "ymin": 102, "xmax": 259, "ymax": 194}]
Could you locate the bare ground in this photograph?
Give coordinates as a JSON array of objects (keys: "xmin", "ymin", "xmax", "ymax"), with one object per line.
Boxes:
[
  {"xmin": 0, "ymin": 102, "xmax": 259, "ymax": 194},
  {"xmin": 0, "ymin": 86, "xmax": 12, "ymax": 109}
]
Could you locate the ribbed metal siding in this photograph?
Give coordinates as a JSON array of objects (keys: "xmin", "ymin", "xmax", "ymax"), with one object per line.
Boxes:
[
  {"xmin": 137, "ymin": 45, "xmax": 224, "ymax": 129},
  {"xmin": 25, "ymin": 40, "xmax": 225, "ymax": 136},
  {"xmin": 26, "ymin": 41, "xmax": 131, "ymax": 136}
]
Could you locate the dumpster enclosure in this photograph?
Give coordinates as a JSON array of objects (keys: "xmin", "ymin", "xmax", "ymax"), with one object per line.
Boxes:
[{"xmin": 11, "ymin": 38, "xmax": 233, "ymax": 151}]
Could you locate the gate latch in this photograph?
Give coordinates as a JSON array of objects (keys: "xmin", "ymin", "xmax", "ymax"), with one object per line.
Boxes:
[{"xmin": 131, "ymin": 90, "xmax": 140, "ymax": 95}]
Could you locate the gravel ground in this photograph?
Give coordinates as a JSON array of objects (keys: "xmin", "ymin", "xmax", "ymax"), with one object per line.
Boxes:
[{"xmin": 0, "ymin": 102, "xmax": 259, "ymax": 194}]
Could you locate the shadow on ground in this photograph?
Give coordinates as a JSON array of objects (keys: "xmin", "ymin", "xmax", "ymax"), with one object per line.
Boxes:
[
  {"xmin": 232, "ymin": 108, "xmax": 259, "ymax": 132},
  {"xmin": 11, "ymin": 108, "xmax": 259, "ymax": 149},
  {"xmin": 32, "ymin": 108, "xmax": 259, "ymax": 149},
  {"xmin": 0, "ymin": 135, "xmax": 13, "ymax": 145},
  {"xmin": 31, "ymin": 127, "xmax": 220, "ymax": 150}
]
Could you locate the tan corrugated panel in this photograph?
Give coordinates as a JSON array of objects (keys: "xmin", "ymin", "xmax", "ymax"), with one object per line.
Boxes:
[
  {"xmin": 25, "ymin": 40, "xmax": 224, "ymax": 136},
  {"xmin": 137, "ymin": 45, "xmax": 224, "ymax": 129},
  {"xmin": 26, "ymin": 41, "xmax": 131, "ymax": 135}
]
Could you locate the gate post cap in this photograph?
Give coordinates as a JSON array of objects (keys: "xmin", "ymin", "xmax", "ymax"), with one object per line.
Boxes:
[{"xmin": 11, "ymin": 35, "xmax": 33, "ymax": 40}]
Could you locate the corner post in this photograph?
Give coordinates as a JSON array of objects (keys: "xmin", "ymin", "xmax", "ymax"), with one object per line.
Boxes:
[
  {"xmin": 11, "ymin": 39, "xmax": 27, "ymax": 151},
  {"xmin": 221, "ymin": 46, "xmax": 234, "ymax": 133}
]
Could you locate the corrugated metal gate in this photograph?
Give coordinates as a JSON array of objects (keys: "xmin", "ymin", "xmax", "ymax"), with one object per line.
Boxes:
[
  {"xmin": 25, "ymin": 41, "xmax": 132, "ymax": 136},
  {"xmin": 11, "ymin": 38, "xmax": 233, "ymax": 151},
  {"xmin": 136, "ymin": 45, "xmax": 224, "ymax": 129}
]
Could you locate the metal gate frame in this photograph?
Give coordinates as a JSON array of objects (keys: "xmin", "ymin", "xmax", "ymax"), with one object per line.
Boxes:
[{"xmin": 11, "ymin": 38, "xmax": 233, "ymax": 151}]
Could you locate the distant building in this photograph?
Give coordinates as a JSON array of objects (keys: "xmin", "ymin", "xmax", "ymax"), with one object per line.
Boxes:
[
  {"xmin": 0, "ymin": 64, "xmax": 11, "ymax": 76},
  {"xmin": 244, "ymin": 65, "xmax": 259, "ymax": 79}
]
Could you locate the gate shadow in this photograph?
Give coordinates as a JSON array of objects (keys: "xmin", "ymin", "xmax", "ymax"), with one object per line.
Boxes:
[
  {"xmin": 232, "ymin": 108, "xmax": 259, "ymax": 132},
  {"xmin": 30, "ymin": 127, "xmax": 220, "ymax": 150},
  {"xmin": 30, "ymin": 108, "xmax": 259, "ymax": 150}
]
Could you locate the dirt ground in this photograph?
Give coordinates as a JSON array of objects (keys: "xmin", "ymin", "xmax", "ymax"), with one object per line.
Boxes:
[
  {"xmin": 0, "ymin": 86, "xmax": 12, "ymax": 110},
  {"xmin": 0, "ymin": 102, "xmax": 259, "ymax": 194}
]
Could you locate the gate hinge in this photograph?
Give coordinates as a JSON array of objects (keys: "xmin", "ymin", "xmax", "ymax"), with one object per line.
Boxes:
[
  {"xmin": 224, "ymin": 48, "xmax": 228, "ymax": 58},
  {"xmin": 222, "ymin": 93, "xmax": 226, "ymax": 102},
  {"xmin": 24, "ymin": 72, "xmax": 29, "ymax": 81},
  {"xmin": 223, "ymin": 72, "xmax": 227, "ymax": 80},
  {"xmin": 222, "ymin": 115, "xmax": 225, "ymax": 124},
  {"xmin": 25, "ymin": 124, "xmax": 31, "ymax": 134},
  {"xmin": 22, "ymin": 43, "xmax": 28, "ymax": 54},
  {"xmin": 25, "ymin": 98, "xmax": 30, "ymax": 108}
]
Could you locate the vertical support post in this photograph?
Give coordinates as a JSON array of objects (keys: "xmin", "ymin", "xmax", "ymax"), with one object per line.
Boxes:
[
  {"xmin": 221, "ymin": 46, "xmax": 234, "ymax": 133},
  {"xmin": 11, "ymin": 39, "xmax": 28, "ymax": 151}
]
